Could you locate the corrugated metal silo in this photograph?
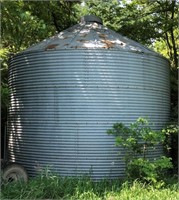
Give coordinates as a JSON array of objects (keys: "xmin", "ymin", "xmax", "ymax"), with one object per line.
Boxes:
[{"xmin": 8, "ymin": 15, "xmax": 170, "ymax": 179}]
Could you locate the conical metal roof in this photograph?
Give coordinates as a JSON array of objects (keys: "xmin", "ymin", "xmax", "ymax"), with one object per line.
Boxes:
[{"xmin": 23, "ymin": 15, "xmax": 159, "ymax": 56}]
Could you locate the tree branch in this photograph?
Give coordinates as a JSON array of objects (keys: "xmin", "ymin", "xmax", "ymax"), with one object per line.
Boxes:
[
  {"xmin": 170, "ymin": 0, "xmax": 178, "ymax": 68},
  {"xmin": 51, "ymin": 12, "xmax": 60, "ymax": 32}
]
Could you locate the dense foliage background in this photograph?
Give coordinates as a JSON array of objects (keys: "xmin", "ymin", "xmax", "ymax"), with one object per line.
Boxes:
[{"xmin": 1, "ymin": 0, "xmax": 178, "ymax": 169}]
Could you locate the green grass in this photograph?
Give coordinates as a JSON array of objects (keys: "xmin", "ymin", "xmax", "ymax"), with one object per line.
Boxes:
[{"xmin": 1, "ymin": 173, "xmax": 178, "ymax": 200}]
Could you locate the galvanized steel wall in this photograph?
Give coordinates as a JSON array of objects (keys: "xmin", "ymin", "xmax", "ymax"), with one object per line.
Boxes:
[{"xmin": 8, "ymin": 49, "xmax": 170, "ymax": 179}]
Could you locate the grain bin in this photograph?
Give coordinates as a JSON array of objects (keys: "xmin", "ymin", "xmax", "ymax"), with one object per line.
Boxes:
[{"xmin": 8, "ymin": 15, "xmax": 170, "ymax": 179}]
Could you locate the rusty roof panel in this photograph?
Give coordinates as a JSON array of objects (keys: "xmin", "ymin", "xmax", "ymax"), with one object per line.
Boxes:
[{"xmin": 22, "ymin": 16, "xmax": 160, "ymax": 57}]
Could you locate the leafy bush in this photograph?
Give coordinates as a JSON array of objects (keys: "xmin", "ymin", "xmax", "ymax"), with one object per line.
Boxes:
[
  {"xmin": 162, "ymin": 124, "xmax": 178, "ymax": 173},
  {"xmin": 107, "ymin": 118, "xmax": 173, "ymax": 183}
]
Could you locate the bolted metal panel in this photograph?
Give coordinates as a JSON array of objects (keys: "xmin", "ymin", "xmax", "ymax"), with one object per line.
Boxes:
[{"xmin": 8, "ymin": 16, "xmax": 170, "ymax": 180}]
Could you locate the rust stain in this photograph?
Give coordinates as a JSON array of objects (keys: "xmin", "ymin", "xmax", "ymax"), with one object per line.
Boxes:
[
  {"xmin": 76, "ymin": 39, "xmax": 89, "ymax": 43},
  {"xmin": 102, "ymin": 45, "xmax": 108, "ymax": 49},
  {"xmin": 101, "ymin": 40, "xmax": 115, "ymax": 49},
  {"xmin": 45, "ymin": 44, "xmax": 58, "ymax": 50},
  {"xmin": 98, "ymin": 34, "xmax": 107, "ymax": 39},
  {"xmin": 70, "ymin": 46, "xmax": 82, "ymax": 49}
]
